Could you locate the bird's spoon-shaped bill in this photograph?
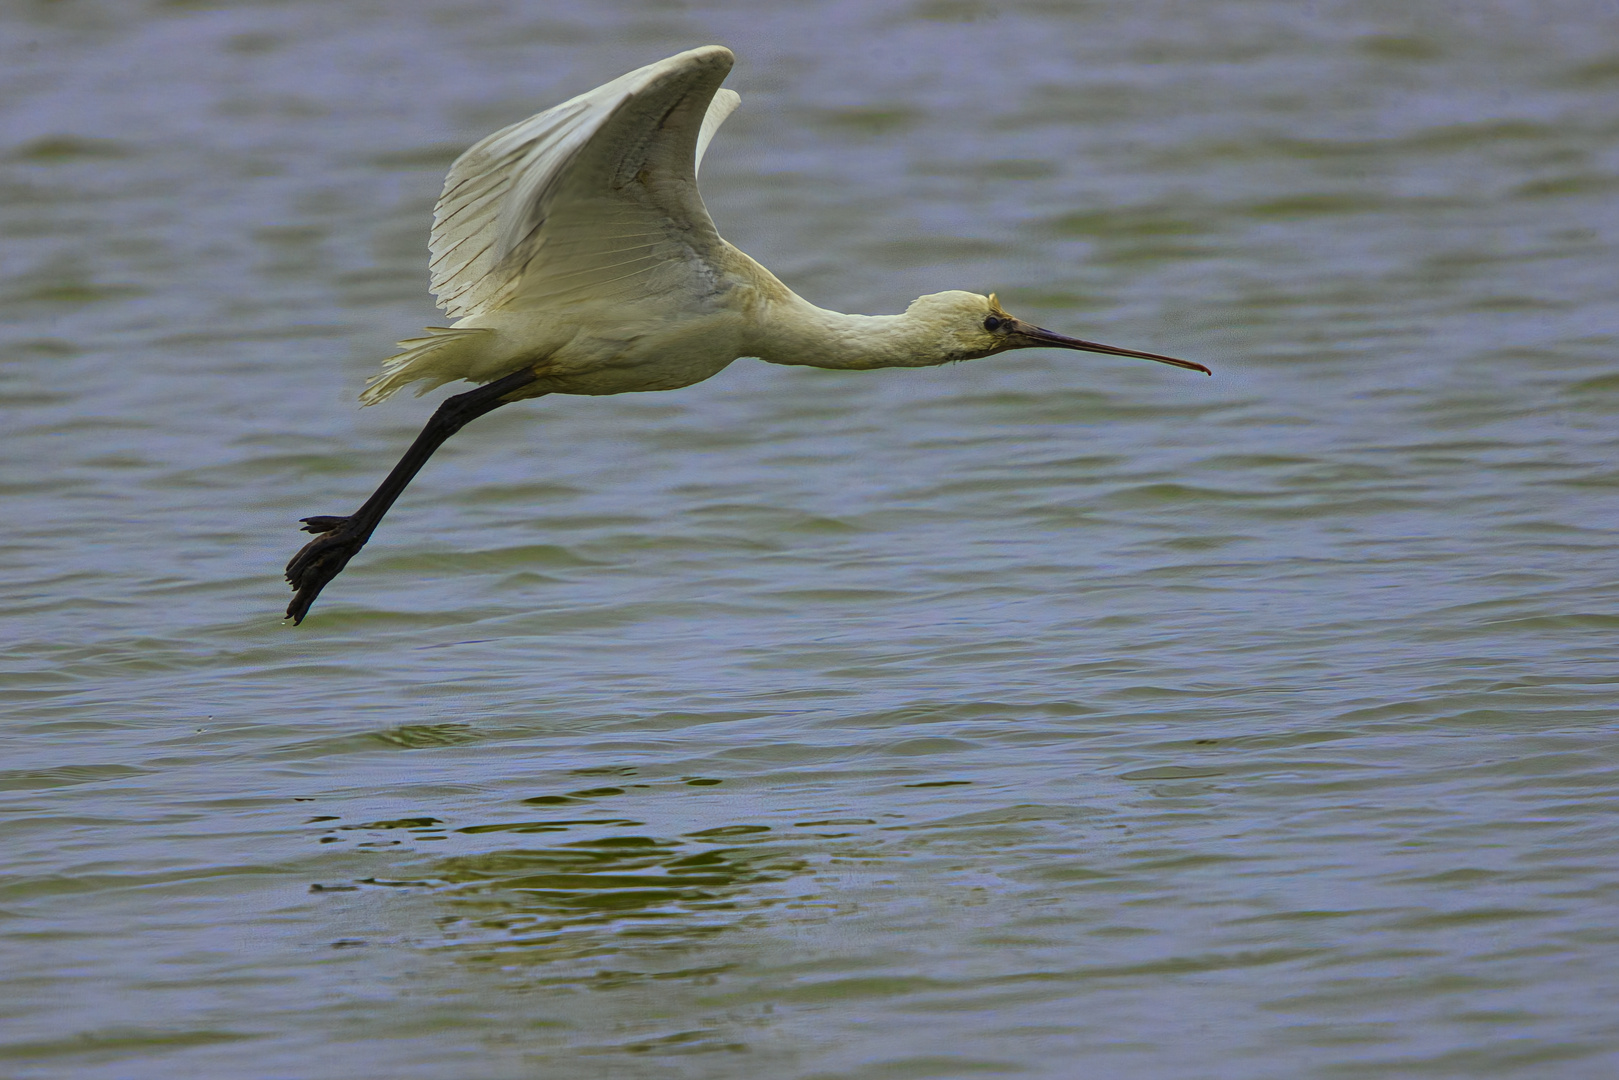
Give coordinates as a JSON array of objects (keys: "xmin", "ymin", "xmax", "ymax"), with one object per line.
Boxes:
[{"xmin": 1014, "ymin": 323, "xmax": 1212, "ymax": 375}]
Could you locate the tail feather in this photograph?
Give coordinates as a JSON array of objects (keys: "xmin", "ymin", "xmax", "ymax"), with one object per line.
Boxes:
[{"xmin": 359, "ymin": 326, "xmax": 488, "ymax": 406}]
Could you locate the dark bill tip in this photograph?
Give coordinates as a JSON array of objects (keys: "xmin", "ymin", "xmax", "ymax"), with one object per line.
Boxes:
[{"xmin": 1016, "ymin": 324, "xmax": 1211, "ymax": 376}]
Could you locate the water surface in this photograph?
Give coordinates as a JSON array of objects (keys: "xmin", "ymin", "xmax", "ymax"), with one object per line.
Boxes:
[{"xmin": 3, "ymin": 2, "xmax": 1618, "ymax": 1077}]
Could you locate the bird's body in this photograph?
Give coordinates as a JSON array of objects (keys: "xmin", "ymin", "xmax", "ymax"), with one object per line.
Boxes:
[{"xmin": 285, "ymin": 45, "xmax": 1208, "ymax": 623}]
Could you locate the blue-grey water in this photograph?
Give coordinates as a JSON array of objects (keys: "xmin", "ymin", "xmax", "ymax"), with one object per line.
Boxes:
[{"xmin": 3, "ymin": 2, "xmax": 1618, "ymax": 1078}]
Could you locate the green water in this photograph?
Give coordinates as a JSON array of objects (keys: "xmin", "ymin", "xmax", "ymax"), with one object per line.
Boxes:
[{"xmin": 3, "ymin": 2, "xmax": 1617, "ymax": 1077}]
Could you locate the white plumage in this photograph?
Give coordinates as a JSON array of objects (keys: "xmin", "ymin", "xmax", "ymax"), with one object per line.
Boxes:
[
  {"xmin": 287, "ymin": 45, "xmax": 1207, "ymax": 623},
  {"xmin": 363, "ymin": 47, "xmax": 750, "ymax": 403}
]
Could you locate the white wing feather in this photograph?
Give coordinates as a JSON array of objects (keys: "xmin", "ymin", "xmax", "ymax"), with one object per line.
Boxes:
[
  {"xmin": 428, "ymin": 46, "xmax": 737, "ymax": 320},
  {"xmin": 695, "ymin": 88, "xmax": 740, "ymax": 176}
]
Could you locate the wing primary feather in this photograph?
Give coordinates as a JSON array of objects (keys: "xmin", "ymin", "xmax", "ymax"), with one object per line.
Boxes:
[
  {"xmin": 425, "ymin": 45, "xmax": 737, "ymax": 320},
  {"xmin": 695, "ymin": 88, "xmax": 740, "ymax": 175}
]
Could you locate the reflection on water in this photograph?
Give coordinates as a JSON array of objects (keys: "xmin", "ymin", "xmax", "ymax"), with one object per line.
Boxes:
[
  {"xmin": 432, "ymin": 836, "xmax": 801, "ymax": 949},
  {"xmin": 4, "ymin": 0, "xmax": 1619, "ymax": 1077},
  {"xmin": 304, "ymin": 778, "xmax": 811, "ymax": 980}
]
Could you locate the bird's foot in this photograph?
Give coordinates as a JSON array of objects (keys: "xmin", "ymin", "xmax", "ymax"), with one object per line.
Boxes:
[
  {"xmin": 298, "ymin": 515, "xmax": 349, "ymax": 535},
  {"xmin": 285, "ymin": 515, "xmax": 372, "ymax": 625}
]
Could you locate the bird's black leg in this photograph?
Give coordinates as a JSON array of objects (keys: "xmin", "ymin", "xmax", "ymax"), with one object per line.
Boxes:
[{"xmin": 285, "ymin": 368, "xmax": 543, "ymax": 624}]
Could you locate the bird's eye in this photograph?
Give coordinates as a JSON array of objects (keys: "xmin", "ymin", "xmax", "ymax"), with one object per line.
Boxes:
[{"xmin": 984, "ymin": 316, "xmax": 1003, "ymax": 331}]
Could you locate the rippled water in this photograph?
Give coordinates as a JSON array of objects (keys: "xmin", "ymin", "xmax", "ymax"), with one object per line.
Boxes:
[{"xmin": 4, "ymin": 2, "xmax": 1618, "ymax": 1077}]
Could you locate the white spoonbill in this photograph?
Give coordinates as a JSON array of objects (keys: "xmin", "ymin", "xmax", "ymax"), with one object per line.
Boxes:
[{"xmin": 285, "ymin": 45, "xmax": 1210, "ymax": 624}]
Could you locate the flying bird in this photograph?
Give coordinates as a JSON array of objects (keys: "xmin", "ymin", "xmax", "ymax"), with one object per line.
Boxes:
[{"xmin": 285, "ymin": 45, "xmax": 1209, "ymax": 624}]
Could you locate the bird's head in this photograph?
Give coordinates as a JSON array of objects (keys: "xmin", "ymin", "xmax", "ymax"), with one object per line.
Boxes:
[{"xmin": 907, "ymin": 291, "xmax": 1210, "ymax": 374}]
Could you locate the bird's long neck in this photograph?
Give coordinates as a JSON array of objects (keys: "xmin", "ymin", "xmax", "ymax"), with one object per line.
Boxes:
[{"xmin": 751, "ymin": 292, "xmax": 948, "ymax": 371}]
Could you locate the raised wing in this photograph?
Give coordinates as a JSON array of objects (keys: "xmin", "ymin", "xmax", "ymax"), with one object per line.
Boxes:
[
  {"xmin": 428, "ymin": 46, "xmax": 738, "ymax": 320},
  {"xmin": 695, "ymin": 87, "xmax": 740, "ymax": 176}
]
